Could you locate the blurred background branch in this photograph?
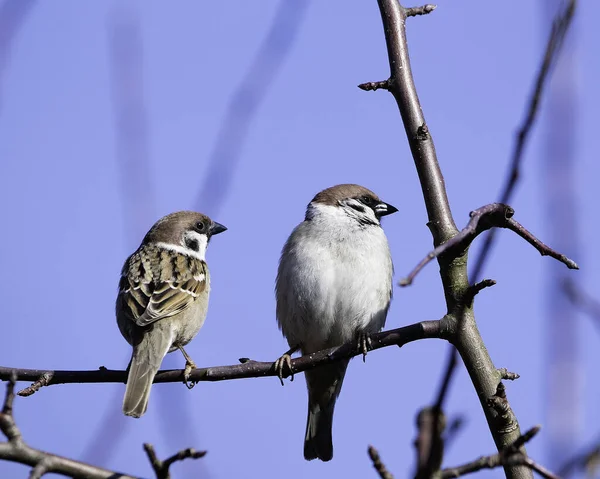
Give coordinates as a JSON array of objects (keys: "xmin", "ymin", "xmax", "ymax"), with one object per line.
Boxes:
[{"xmin": 0, "ymin": 0, "xmax": 36, "ymax": 113}]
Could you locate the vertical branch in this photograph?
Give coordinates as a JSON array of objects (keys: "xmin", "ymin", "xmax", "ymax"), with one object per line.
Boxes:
[
  {"xmin": 365, "ymin": 1, "xmax": 533, "ymax": 477},
  {"xmin": 541, "ymin": 0, "xmax": 580, "ymax": 469},
  {"xmin": 427, "ymin": 0, "xmax": 577, "ymax": 452}
]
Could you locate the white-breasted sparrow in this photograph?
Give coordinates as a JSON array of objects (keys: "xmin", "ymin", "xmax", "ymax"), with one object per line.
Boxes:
[
  {"xmin": 275, "ymin": 184, "xmax": 397, "ymax": 461},
  {"xmin": 116, "ymin": 210, "xmax": 226, "ymax": 418}
]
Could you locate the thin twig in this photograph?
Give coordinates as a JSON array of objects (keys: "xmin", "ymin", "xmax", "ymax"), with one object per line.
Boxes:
[
  {"xmin": 143, "ymin": 443, "xmax": 206, "ymax": 479},
  {"xmin": 368, "ymin": 445, "xmax": 395, "ymax": 479},
  {"xmin": 405, "ymin": 4, "xmax": 437, "ymax": 17},
  {"xmin": 0, "ymin": 320, "xmax": 444, "ymax": 391},
  {"xmin": 439, "ymin": 426, "xmax": 560, "ymax": 479},
  {"xmin": 400, "ymin": 203, "xmax": 578, "ymax": 286}
]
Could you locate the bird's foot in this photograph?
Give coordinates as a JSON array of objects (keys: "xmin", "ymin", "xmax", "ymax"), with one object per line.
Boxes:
[
  {"xmin": 183, "ymin": 358, "xmax": 197, "ymax": 389},
  {"xmin": 356, "ymin": 331, "xmax": 373, "ymax": 362},
  {"xmin": 274, "ymin": 354, "xmax": 294, "ymax": 386},
  {"xmin": 178, "ymin": 346, "xmax": 197, "ymax": 389}
]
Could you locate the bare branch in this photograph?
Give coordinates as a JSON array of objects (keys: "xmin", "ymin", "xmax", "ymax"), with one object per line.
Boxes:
[
  {"xmin": 428, "ymin": 0, "xmax": 578, "ymax": 439},
  {"xmin": 400, "ymin": 203, "xmax": 578, "ymax": 286},
  {"xmin": 405, "ymin": 4, "xmax": 437, "ymax": 17},
  {"xmin": 144, "ymin": 443, "xmax": 206, "ymax": 479},
  {"xmin": 366, "ymin": 1, "xmax": 544, "ymax": 477},
  {"xmin": 358, "ymin": 80, "xmax": 390, "ymax": 91},
  {"xmin": 439, "ymin": 426, "xmax": 560, "ymax": 479},
  {"xmin": 498, "ymin": 368, "xmax": 520, "ymax": 381},
  {"xmin": 0, "ymin": 320, "xmax": 444, "ymax": 391},
  {"xmin": 368, "ymin": 445, "xmax": 395, "ymax": 479},
  {"xmin": 470, "ymin": 0, "xmax": 576, "ymax": 283},
  {"xmin": 0, "ymin": 377, "xmax": 138, "ymax": 479}
]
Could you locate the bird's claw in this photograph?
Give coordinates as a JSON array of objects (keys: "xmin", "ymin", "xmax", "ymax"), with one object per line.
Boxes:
[
  {"xmin": 183, "ymin": 359, "xmax": 197, "ymax": 389},
  {"xmin": 274, "ymin": 354, "xmax": 294, "ymax": 386},
  {"xmin": 357, "ymin": 332, "xmax": 373, "ymax": 362}
]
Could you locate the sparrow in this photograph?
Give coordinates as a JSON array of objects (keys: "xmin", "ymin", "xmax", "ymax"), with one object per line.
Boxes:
[
  {"xmin": 116, "ymin": 210, "xmax": 226, "ymax": 418},
  {"xmin": 275, "ymin": 184, "xmax": 397, "ymax": 461}
]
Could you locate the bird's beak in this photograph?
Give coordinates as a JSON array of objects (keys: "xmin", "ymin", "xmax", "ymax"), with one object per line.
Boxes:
[
  {"xmin": 375, "ymin": 202, "xmax": 398, "ymax": 217},
  {"xmin": 210, "ymin": 222, "xmax": 228, "ymax": 235}
]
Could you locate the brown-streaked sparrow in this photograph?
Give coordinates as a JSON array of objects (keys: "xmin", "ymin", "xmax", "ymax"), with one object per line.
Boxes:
[{"xmin": 116, "ymin": 210, "xmax": 226, "ymax": 418}]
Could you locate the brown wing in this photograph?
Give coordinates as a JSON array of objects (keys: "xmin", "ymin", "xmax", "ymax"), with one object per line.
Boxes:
[{"xmin": 118, "ymin": 244, "xmax": 208, "ymax": 327}]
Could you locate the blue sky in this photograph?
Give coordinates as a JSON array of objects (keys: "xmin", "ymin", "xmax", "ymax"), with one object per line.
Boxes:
[{"xmin": 1, "ymin": 1, "xmax": 599, "ymax": 478}]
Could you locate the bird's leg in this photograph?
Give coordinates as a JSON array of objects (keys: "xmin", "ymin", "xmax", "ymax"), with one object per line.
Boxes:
[
  {"xmin": 178, "ymin": 346, "xmax": 197, "ymax": 389},
  {"xmin": 356, "ymin": 331, "xmax": 373, "ymax": 362},
  {"xmin": 273, "ymin": 345, "xmax": 299, "ymax": 386}
]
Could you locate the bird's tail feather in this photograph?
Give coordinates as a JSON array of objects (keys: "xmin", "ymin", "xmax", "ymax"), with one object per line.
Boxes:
[
  {"xmin": 303, "ymin": 360, "xmax": 349, "ymax": 461},
  {"xmin": 123, "ymin": 328, "xmax": 172, "ymax": 418}
]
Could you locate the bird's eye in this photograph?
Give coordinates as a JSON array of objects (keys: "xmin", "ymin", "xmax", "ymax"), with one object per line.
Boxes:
[
  {"xmin": 361, "ymin": 195, "xmax": 372, "ymax": 205},
  {"xmin": 195, "ymin": 222, "xmax": 205, "ymax": 232}
]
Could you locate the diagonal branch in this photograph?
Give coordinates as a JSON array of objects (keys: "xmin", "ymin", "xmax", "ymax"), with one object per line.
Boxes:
[
  {"xmin": 144, "ymin": 443, "xmax": 206, "ymax": 479},
  {"xmin": 360, "ymin": 1, "xmax": 577, "ymax": 478},
  {"xmin": 0, "ymin": 375, "xmax": 138, "ymax": 479},
  {"xmin": 439, "ymin": 426, "xmax": 560, "ymax": 479},
  {"xmin": 368, "ymin": 445, "xmax": 395, "ymax": 479},
  {"xmin": 429, "ymin": 0, "xmax": 578, "ymax": 452},
  {"xmin": 400, "ymin": 203, "xmax": 578, "ymax": 286},
  {"xmin": 470, "ymin": 0, "xmax": 576, "ymax": 282},
  {"xmin": 0, "ymin": 320, "xmax": 444, "ymax": 392}
]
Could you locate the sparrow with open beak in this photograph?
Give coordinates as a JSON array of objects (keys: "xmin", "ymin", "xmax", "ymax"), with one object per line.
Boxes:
[
  {"xmin": 275, "ymin": 184, "xmax": 397, "ymax": 461},
  {"xmin": 116, "ymin": 211, "xmax": 226, "ymax": 418}
]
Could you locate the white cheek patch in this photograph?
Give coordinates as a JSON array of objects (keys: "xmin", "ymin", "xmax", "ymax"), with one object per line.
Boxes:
[
  {"xmin": 184, "ymin": 231, "xmax": 208, "ymax": 258},
  {"xmin": 155, "ymin": 233, "xmax": 207, "ymax": 261}
]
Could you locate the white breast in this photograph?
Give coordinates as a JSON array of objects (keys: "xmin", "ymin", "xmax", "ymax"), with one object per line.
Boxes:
[{"xmin": 276, "ymin": 203, "xmax": 393, "ymax": 353}]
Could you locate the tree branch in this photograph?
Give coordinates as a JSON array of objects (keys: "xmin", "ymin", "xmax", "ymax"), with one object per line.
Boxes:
[
  {"xmin": 400, "ymin": 203, "xmax": 578, "ymax": 286},
  {"xmin": 0, "ymin": 375, "xmax": 138, "ymax": 478},
  {"xmin": 143, "ymin": 443, "xmax": 206, "ymax": 479},
  {"xmin": 0, "ymin": 376, "xmax": 206, "ymax": 478},
  {"xmin": 0, "ymin": 320, "xmax": 444, "ymax": 392},
  {"xmin": 363, "ymin": 1, "xmax": 576, "ymax": 477},
  {"xmin": 426, "ymin": 0, "xmax": 577, "ymax": 457},
  {"xmin": 368, "ymin": 445, "xmax": 395, "ymax": 479},
  {"xmin": 470, "ymin": 0, "xmax": 576, "ymax": 282},
  {"xmin": 439, "ymin": 426, "xmax": 560, "ymax": 479}
]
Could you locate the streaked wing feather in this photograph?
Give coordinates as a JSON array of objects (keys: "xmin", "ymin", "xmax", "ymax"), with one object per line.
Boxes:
[{"xmin": 118, "ymin": 244, "xmax": 207, "ymax": 327}]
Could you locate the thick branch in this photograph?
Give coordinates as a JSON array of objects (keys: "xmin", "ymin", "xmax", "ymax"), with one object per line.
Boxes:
[
  {"xmin": 366, "ymin": 2, "xmax": 547, "ymax": 478},
  {"xmin": 428, "ymin": 0, "xmax": 578, "ymax": 454},
  {"xmin": 0, "ymin": 376, "xmax": 138, "ymax": 479},
  {"xmin": 400, "ymin": 203, "xmax": 578, "ymax": 286},
  {"xmin": 373, "ymin": 0, "xmax": 458, "ymax": 245},
  {"xmin": 0, "ymin": 320, "xmax": 444, "ymax": 392}
]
